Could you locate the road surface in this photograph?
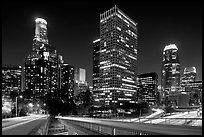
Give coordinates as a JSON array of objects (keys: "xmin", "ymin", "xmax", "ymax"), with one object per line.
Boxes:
[{"xmin": 2, "ymin": 114, "xmax": 49, "ymax": 135}]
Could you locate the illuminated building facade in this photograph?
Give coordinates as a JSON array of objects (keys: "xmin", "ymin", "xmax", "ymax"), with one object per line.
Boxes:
[
  {"xmin": 74, "ymin": 68, "xmax": 87, "ymax": 84},
  {"xmin": 180, "ymin": 66, "xmax": 196, "ymax": 88},
  {"xmin": 57, "ymin": 55, "xmax": 64, "ymax": 90},
  {"xmin": 95, "ymin": 6, "xmax": 138, "ymax": 106},
  {"xmin": 2, "ymin": 65, "xmax": 22, "ymax": 100},
  {"xmin": 93, "ymin": 39, "xmax": 101, "ymax": 103},
  {"xmin": 24, "ymin": 18, "xmax": 59, "ymax": 102},
  {"xmin": 161, "ymin": 44, "xmax": 180, "ymax": 95},
  {"xmin": 32, "ymin": 18, "xmax": 48, "ymax": 57},
  {"xmin": 137, "ymin": 72, "xmax": 158, "ymax": 105},
  {"xmin": 60, "ymin": 64, "xmax": 75, "ymax": 102},
  {"xmin": 74, "ymin": 67, "xmax": 88, "ymax": 96}
]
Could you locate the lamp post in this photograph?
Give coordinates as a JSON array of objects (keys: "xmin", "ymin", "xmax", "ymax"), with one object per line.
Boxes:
[{"xmin": 16, "ymin": 95, "xmax": 23, "ymax": 117}]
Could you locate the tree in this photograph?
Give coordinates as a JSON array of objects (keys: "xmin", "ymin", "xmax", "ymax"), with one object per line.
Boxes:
[{"xmin": 75, "ymin": 88, "xmax": 94, "ymax": 115}]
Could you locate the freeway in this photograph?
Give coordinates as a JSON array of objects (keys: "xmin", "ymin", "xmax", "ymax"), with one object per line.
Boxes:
[
  {"xmin": 56, "ymin": 116, "xmax": 202, "ymax": 135},
  {"xmin": 2, "ymin": 114, "xmax": 49, "ymax": 135},
  {"xmin": 137, "ymin": 110, "xmax": 202, "ymax": 126}
]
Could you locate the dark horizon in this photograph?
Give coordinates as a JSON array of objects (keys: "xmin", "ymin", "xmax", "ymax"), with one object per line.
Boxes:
[{"xmin": 2, "ymin": 1, "xmax": 202, "ymax": 86}]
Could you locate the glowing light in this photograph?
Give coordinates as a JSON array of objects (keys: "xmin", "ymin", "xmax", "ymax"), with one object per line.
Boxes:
[
  {"xmin": 43, "ymin": 52, "xmax": 49, "ymax": 60},
  {"xmin": 164, "ymin": 44, "xmax": 178, "ymax": 51},
  {"xmin": 35, "ymin": 18, "xmax": 47, "ymax": 25},
  {"xmin": 184, "ymin": 66, "xmax": 196, "ymax": 74},
  {"xmin": 127, "ymin": 54, "xmax": 137, "ymax": 60},
  {"xmin": 93, "ymin": 39, "xmax": 100, "ymax": 43},
  {"xmin": 118, "ymin": 10, "xmax": 137, "ymax": 26},
  {"xmin": 122, "ymin": 78, "xmax": 135, "ymax": 83}
]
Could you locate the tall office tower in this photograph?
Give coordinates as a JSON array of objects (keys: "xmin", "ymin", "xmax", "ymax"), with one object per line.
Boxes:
[
  {"xmin": 33, "ymin": 18, "xmax": 48, "ymax": 55},
  {"xmin": 60, "ymin": 64, "xmax": 75, "ymax": 102},
  {"xmin": 180, "ymin": 66, "xmax": 196, "ymax": 88},
  {"xmin": 96, "ymin": 6, "xmax": 138, "ymax": 106},
  {"xmin": 2, "ymin": 65, "xmax": 22, "ymax": 100},
  {"xmin": 24, "ymin": 56, "xmax": 35, "ymax": 99},
  {"xmin": 93, "ymin": 39, "xmax": 101, "ymax": 104},
  {"xmin": 137, "ymin": 72, "xmax": 158, "ymax": 105},
  {"xmin": 161, "ymin": 44, "xmax": 180, "ymax": 95},
  {"xmin": 24, "ymin": 18, "xmax": 59, "ymax": 102}
]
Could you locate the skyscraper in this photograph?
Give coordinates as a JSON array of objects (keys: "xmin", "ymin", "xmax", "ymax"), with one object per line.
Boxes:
[
  {"xmin": 60, "ymin": 64, "xmax": 75, "ymax": 102},
  {"xmin": 93, "ymin": 38, "xmax": 101, "ymax": 104},
  {"xmin": 137, "ymin": 72, "xmax": 158, "ymax": 105},
  {"xmin": 24, "ymin": 18, "xmax": 59, "ymax": 102},
  {"xmin": 94, "ymin": 5, "xmax": 138, "ymax": 106},
  {"xmin": 33, "ymin": 18, "xmax": 48, "ymax": 52},
  {"xmin": 161, "ymin": 44, "xmax": 180, "ymax": 97}
]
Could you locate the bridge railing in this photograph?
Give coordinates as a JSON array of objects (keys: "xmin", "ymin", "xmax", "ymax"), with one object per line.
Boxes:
[
  {"xmin": 57, "ymin": 117, "xmax": 202, "ymax": 135},
  {"xmin": 64, "ymin": 118, "xmax": 158, "ymax": 135}
]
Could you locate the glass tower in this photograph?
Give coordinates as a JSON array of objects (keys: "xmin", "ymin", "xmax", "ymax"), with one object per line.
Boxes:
[
  {"xmin": 137, "ymin": 72, "xmax": 158, "ymax": 105},
  {"xmin": 25, "ymin": 18, "xmax": 59, "ymax": 102},
  {"xmin": 60, "ymin": 64, "xmax": 75, "ymax": 102},
  {"xmin": 161, "ymin": 44, "xmax": 180, "ymax": 95},
  {"xmin": 96, "ymin": 6, "xmax": 138, "ymax": 106}
]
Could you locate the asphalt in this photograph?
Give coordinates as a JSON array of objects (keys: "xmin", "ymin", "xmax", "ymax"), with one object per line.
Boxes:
[{"xmin": 2, "ymin": 115, "xmax": 48, "ymax": 135}]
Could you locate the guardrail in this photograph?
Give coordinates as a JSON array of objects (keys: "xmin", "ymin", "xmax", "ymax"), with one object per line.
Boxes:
[
  {"xmin": 65, "ymin": 119, "xmax": 155, "ymax": 135},
  {"xmin": 57, "ymin": 117, "xmax": 202, "ymax": 135},
  {"xmin": 43, "ymin": 116, "xmax": 50, "ymax": 135},
  {"xmin": 27, "ymin": 116, "xmax": 50, "ymax": 135}
]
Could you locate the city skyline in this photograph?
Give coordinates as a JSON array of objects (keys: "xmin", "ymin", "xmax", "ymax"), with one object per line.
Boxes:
[{"xmin": 2, "ymin": 1, "xmax": 202, "ymax": 86}]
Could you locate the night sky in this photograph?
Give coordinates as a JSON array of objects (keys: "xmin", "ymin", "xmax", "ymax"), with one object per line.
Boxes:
[{"xmin": 2, "ymin": 1, "xmax": 202, "ymax": 86}]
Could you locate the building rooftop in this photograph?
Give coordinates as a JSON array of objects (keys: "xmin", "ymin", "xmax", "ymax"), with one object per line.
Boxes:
[{"xmin": 164, "ymin": 44, "xmax": 178, "ymax": 51}]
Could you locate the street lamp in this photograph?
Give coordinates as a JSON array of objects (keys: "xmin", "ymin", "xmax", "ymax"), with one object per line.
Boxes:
[{"xmin": 16, "ymin": 95, "xmax": 23, "ymax": 117}]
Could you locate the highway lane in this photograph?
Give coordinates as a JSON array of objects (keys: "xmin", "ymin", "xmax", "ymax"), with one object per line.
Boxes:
[
  {"xmin": 56, "ymin": 116, "xmax": 202, "ymax": 135},
  {"xmin": 2, "ymin": 114, "xmax": 48, "ymax": 128},
  {"xmin": 142, "ymin": 111, "xmax": 202, "ymax": 126},
  {"xmin": 2, "ymin": 115, "xmax": 49, "ymax": 135}
]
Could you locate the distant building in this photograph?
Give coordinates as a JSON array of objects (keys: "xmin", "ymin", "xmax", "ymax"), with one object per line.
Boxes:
[
  {"xmin": 161, "ymin": 44, "xmax": 180, "ymax": 97},
  {"xmin": 93, "ymin": 5, "xmax": 138, "ymax": 106},
  {"xmin": 137, "ymin": 72, "xmax": 158, "ymax": 105},
  {"xmin": 74, "ymin": 67, "xmax": 88, "ymax": 96},
  {"xmin": 180, "ymin": 66, "xmax": 196, "ymax": 88},
  {"xmin": 2, "ymin": 65, "xmax": 22, "ymax": 100},
  {"xmin": 74, "ymin": 68, "xmax": 87, "ymax": 84},
  {"xmin": 60, "ymin": 64, "xmax": 75, "ymax": 102}
]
